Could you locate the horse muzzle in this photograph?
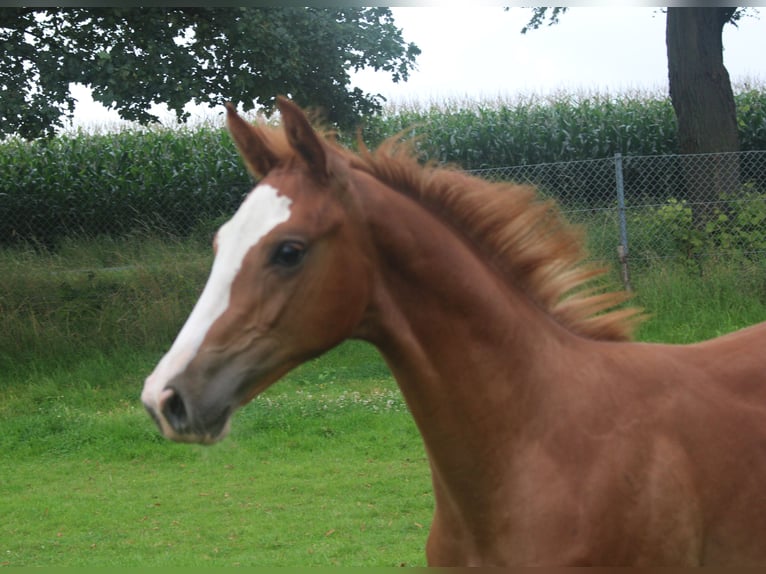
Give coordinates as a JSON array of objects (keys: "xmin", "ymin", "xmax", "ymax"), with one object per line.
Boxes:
[{"xmin": 141, "ymin": 381, "xmax": 232, "ymax": 445}]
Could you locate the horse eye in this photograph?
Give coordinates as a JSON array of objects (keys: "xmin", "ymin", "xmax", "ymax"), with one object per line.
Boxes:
[{"xmin": 271, "ymin": 241, "xmax": 306, "ymax": 268}]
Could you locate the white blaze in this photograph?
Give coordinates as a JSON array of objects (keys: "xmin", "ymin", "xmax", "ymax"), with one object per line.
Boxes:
[{"xmin": 141, "ymin": 184, "xmax": 292, "ymax": 408}]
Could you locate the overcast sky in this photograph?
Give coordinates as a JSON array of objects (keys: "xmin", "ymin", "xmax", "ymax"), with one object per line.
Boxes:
[
  {"xmin": 69, "ymin": 7, "xmax": 765, "ymax": 128},
  {"xmin": 353, "ymin": 7, "xmax": 765, "ymax": 101}
]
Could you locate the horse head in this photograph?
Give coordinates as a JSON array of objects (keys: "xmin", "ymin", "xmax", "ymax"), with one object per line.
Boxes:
[{"xmin": 141, "ymin": 97, "xmax": 373, "ymax": 443}]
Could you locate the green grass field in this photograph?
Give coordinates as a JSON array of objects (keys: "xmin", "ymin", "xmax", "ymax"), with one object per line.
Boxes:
[
  {"xmin": 1, "ymin": 236, "xmax": 765, "ymax": 566},
  {"xmin": 1, "ymin": 342, "xmax": 432, "ymax": 566}
]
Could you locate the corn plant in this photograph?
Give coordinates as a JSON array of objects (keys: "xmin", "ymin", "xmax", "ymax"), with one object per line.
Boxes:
[
  {"xmin": 1, "ymin": 85, "xmax": 764, "ymax": 246},
  {"xmin": 0, "ymin": 125, "xmax": 253, "ymax": 246}
]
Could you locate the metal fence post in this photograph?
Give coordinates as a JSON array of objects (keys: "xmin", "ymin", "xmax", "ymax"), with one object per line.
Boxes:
[{"xmin": 614, "ymin": 153, "xmax": 632, "ymax": 291}]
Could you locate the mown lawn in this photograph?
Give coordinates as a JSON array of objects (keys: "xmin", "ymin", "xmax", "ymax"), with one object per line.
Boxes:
[{"xmin": 0, "ymin": 343, "xmax": 433, "ymax": 567}]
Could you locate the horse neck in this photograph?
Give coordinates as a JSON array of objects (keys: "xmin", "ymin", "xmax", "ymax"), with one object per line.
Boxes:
[{"xmin": 351, "ymin": 172, "xmax": 576, "ymax": 496}]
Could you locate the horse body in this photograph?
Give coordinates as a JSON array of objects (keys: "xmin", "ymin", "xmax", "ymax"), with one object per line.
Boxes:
[
  {"xmin": 142, "ymin": 97, "xmax": 766, "ymax": 566},
  {"xmin": 351, "ymin": 165, "xmax": 766, "ymax": 565}
]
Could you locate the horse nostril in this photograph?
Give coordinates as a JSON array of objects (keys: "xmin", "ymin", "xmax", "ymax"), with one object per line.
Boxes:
[{"xmin": 161, "ymin": 389, "xmax": 189, "ymax": 434}]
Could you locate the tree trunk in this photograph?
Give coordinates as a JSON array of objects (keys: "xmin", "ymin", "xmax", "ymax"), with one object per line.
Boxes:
[
  {"xmin": 667, "ymin": 7, "xmax": 739, "ymax": 155},
  {"xmin": 666, "ymin": 8, "xmax": 740, "ymax": 234}
]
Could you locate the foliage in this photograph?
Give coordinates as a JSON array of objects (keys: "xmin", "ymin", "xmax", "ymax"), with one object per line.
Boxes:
[
  {"xmin": 0, "ymin": 7, "xmax": 420, "ymax": 138},
  {"xmin": 362, "ymin": 90, "xmax": 680, "ymax": 167},
  {"xmin": 0, "ymin": 124, "xmax": 251, "ymax": 246},
  {"xmin": 517, "ymin": 6, "xmax": 569, "ymax": 34},
  {"xmin": 1, "ymin": 86, "xmax": 765, "ymax": 247},
  {"xmin": 630, "ymin": 183, "xmax": 766, "ymax": 260},
  {"xmin": 737, "ymin": 85, "xmax": 766, "ymax": 151}
]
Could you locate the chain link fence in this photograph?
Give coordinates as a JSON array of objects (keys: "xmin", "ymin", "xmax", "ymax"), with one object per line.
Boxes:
[
  {"xmin": 2, "ymin": 148, "xmax": 765, "ymax": 277},
  {"xmin": 471, "ymin": 150, "xmax": 766, "ymax": 284}
]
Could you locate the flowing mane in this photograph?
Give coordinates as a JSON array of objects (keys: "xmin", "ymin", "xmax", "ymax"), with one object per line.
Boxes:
[
  {"xmin": 351, "ymin": 136, "xmax": 642, "ymax": 341},
  {"xmin": 248, "ymin": 121, "xmax": 641, "ymax": 341}
]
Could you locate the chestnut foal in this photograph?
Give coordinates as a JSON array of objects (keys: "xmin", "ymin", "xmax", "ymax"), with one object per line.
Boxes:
[{"xmin": 143, "ymin": 97, "xmax": 766, "ymax": 566}]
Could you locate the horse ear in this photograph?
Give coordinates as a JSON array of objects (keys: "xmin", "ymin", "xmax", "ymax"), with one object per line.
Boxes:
[
  {"xmin": 225, "ymin": 103, "xmax": 278, "ymax": 178},
  {"xmin": 276, "ymin": 96, "xmax": 329, "ymax": 181}
]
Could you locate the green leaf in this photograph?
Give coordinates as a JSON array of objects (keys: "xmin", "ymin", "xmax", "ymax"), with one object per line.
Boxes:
[{"xmin": 0, "ymin": 7, "xmax": 420, "ymax": 138}]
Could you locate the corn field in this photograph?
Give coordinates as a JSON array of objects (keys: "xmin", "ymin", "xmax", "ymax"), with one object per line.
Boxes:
[{"xmin": 1, "ymin": 86, "xmax": 765, "ymax": 262}]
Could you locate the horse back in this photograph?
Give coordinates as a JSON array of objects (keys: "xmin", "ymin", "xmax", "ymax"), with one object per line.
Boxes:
[
  {"xmin": 542, "ymin": 324, "xmax": 766, "ymax": 564},
  {"xmin": 618, "ymin": 321, "xmax": 766, "ymax": 564},
  {"xmin": 686, "ymin": 319, "xmax": 766, "ymax": 400}
]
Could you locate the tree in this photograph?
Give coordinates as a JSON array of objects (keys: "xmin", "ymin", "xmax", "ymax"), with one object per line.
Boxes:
[
  {"xmin": 666, "ymin": 7, "xmax": 742, "ymax": 156},
  {"xmin": 0, "ymin": 7, "xmax": 420, "ymax": 139},
  {"xmin": 521, "ymin": 7, "xmax": 749, "ymax": 229},
  {"xmin": 665, "ymin": 8, "xmax": 742, "ymax": 225},
  {"xmin": 520, "ymin": 7, "xmax": 746, "ymax": 156}
]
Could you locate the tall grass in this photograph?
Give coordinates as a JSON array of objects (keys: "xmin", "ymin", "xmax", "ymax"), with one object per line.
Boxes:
[
  {"xmin": 0, "ymin": 233, "xmax": 213, "ymax": 372},
  {"xmin": 632, "ymin": 256, "xmax": 766, "ymax": 343},
  {"xmin": 737, "ymin": 82, "xmax": 766, "ymax": 151},
  {"xmin": 2, "ymin": 225, "xmax": 764, "ymax": 370}
]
